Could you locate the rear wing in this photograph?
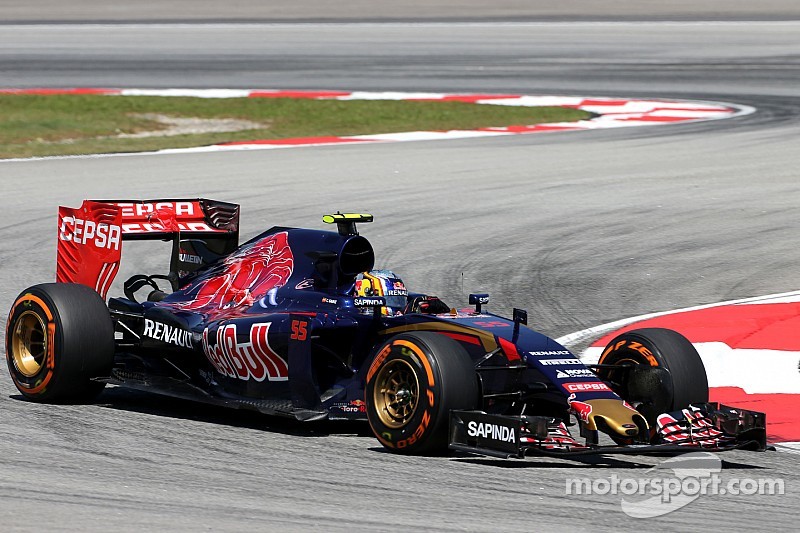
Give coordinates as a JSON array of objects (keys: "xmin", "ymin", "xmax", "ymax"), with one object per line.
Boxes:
[{"xmin": 57, "ymin": 199, "xmax": 239, "ymax": 298}]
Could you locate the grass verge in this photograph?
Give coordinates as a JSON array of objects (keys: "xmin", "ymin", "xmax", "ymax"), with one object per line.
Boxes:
[{"xmin": 0, "ymin": 95, "xmax": 591, "ymax": 158}]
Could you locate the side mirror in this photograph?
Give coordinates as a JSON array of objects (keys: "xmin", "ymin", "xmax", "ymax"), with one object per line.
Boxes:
[
  {"xmin": 512, "ymin": 308, "xmax": 528, "ymax": 342},
  {"xmin": 468, "ymin": 293, "xmax": 490, "ymax": 313}
]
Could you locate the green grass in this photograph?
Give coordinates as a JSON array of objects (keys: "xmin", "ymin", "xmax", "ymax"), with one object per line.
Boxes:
[{"xmin": 0, "ymin": 95, "xmax": 591, "ymax": 158}]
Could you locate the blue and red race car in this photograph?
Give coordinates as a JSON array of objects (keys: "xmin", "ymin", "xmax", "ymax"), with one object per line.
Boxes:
[{"xmin": 5, "ymin": 199, "xmax": 767, "ymax": 456}]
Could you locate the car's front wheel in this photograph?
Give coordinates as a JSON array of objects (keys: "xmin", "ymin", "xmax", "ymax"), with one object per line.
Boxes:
[
  {"xmin": 365, "ymin": 332, "xmax": 478, "ymax": 454},
  {"xmin": 595, "ymin": 327, "xmax": 708, "ymax": 426}
]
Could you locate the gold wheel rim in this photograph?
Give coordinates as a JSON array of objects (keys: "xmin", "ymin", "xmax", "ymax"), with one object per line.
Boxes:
[
  {"xmin": 373, "ymin": 359, "xmax": 420, "ymax": 429},
  {"xmin": 12, "ymin": 310, "xmax": 48, "ymax": 377}
]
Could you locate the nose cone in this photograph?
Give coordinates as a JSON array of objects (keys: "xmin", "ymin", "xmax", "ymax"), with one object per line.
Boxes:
[{"xmin": 572, "ymin": 399, "xmax": 649, "ymax": 438}]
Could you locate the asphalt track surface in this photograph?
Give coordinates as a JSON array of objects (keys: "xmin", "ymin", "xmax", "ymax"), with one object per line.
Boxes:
[
  {"xmin": 1, "ymin": 7, "xmax": 800, "ymax": 533},
  {"xmin": 5, "ymin": 1, "xmax": 800, "ymax": 23}
]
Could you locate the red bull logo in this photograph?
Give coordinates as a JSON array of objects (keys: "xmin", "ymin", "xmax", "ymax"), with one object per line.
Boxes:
[
  {"xmin": 178, "ymin": 231, "xmax": 293, "ymax": 316},
  {"xmin": 202, "ymin": 322, "xmax": 288, "ymax": 381},
  {"xmin": 568, "ymin": 394, "xmax": 593, "ymax": 423}
]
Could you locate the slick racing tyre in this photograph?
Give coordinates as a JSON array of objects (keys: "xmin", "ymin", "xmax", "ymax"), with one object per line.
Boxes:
[
  {"xmin": 596, "ymin": 328, "xmax": 708, "ymax": 426},
  {"xmin": 366, "ymin": 332, "xmax": 478, "ymax": 455},
  {"xmin": 6, "ymin": 283, "xmax": 114, "ymax": 403}
]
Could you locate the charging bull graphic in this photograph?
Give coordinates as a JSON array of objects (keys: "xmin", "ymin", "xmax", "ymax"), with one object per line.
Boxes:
[{"xmin": 176, "ymin": 231, "xmax": 294, "ymax": 316}]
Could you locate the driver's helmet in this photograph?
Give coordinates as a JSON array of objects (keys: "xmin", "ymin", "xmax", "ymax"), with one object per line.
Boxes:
[{"xmin": 354, "ymin": 270, "xmax": 408, "ymax": 315}]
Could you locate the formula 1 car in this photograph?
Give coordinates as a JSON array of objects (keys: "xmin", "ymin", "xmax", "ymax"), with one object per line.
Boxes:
[{"xmin": 5, "ymin": 199, "xmax": 767, "ymax": 457}]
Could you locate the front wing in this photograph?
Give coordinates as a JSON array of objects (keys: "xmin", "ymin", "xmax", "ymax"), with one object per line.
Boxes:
[{"xmin": 449, "ymin": 403, "xmax": 768, "ymax": 459}]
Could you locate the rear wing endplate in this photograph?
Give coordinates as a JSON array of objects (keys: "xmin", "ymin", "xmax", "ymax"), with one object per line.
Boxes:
[{"xmin": 57, "ymin": 199, "xmax": 239, "ymax": 298}]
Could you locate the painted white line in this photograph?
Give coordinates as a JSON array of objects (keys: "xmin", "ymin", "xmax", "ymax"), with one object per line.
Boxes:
[
  {"xmin": 775, "ymin": 442, "xmax": 800, "ymax": 454},
  {"xmin": 481, "ymin": 96, "xmax": 584, "ymax": 107},
  {"xmin": 119, "ymin": 88, "xmax": 251, "ymax": 98},
  {"xmin": 693, "ymin": 343, "xmax": 800, "ymax": 393},
  {"xmin": 338, "ymin": 91, "xmax": 449, "ymax": 100},
  {"xmin": 646, "ymin": 110, "xmax": 734, "ymax": 118},
  {"xmin": 352, "ymin": 130, "xmax": 513, "ymax": 142},
  {"xmin": 580, "ymin": 343, "xmax": 800, "ymax": 394},
  {"xmin": 555, "ymin": 289, "xmax": 800, "ymax": 347}
]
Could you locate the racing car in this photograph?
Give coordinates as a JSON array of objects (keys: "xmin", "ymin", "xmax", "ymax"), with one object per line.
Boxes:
[{"xmin": 5, "ymin": 199, "xmax": 767, "ymax": 457}]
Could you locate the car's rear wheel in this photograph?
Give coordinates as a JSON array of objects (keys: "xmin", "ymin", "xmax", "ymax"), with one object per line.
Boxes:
[
  {"xmin": 6, "ymin": 283, "xmax": 115, "ymax": 403},
  {"xmin": 365, "ymin": 332, "xmax": 478, "ymax": 454},
  {"xmin": 596, "ymin": 327, "xmax": 708, "ymax": 426}
]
